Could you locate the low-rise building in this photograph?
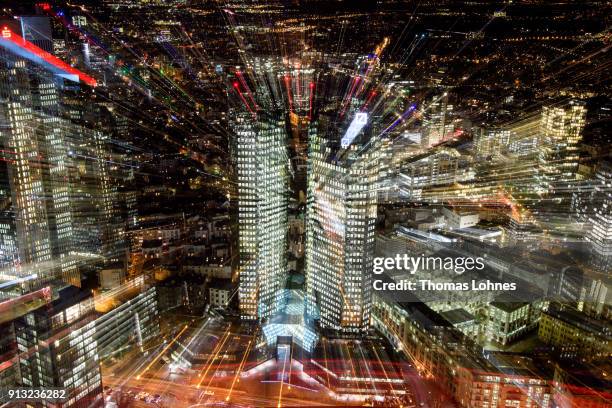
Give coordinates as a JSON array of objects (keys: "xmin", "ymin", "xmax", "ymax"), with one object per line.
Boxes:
[
  {"xmin": 94, "ymin": 286, "xmax": 160, "ymax": 359},
  {"xmin": 487, "ymin": 293, "xmax": 536, "ymax": 346},
  {"xmin": 442, "ymin": 207, "xmax": 479, "ymax": 229},
  {"xmin": 372, "ymin": 292, "xmax": 555, "ymax": 407},
  {"xmin": 440, "ymin": 308, "xmax": 479, "ymax": 337},
  {"xmin": 538, "ymin": 303, "xmax": 612, "ymax": 361},
  {"xmin": 183, "ymin": 257, "xmax": 232, "ymax": 279},
  {"xmin": 208, "ymin": 278, "xmax": 233, "ymax": 308},
  {"xmin": 99, "ymin": 262, "xmax": 126, "ymax": 290},
  {"xmin": 141, "ymin": 239, "xmax": 164, "ymax": 259},
  {"xmin": 14, "ymin": 286, "xmax": 103, "ymax": 407}
]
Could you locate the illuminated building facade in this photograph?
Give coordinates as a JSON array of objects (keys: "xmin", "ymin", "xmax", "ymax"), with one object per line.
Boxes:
[
  {"xmin": 473, "ymin": 128, "xmax": 511, "ymax": 160},
  {"xmin": 486, "ymin": 299, "xmax": 533, "ymax": 346},
  {"xmin": 15, "ymin": 286, "xmax": 103, "ymax": 407},
  {"xmin": 421, "ymin": 94, "xmax": 453, "ymax": 148},
  {"xmin": 398, "ymin": 148, "xmax": 472, "ymax": 200},
  {"xmin": 0, "ymin": 287, "xmax": 52, "ymax": 402},
  {"xmin": 586, "ymin": 162, "xmax": 612, "ymax": 272},
  {"xmin": 537, "ymin": 102, "xmax": 587, "ymax": 194},
  {"xmin": 305, "ymin": 121, "xmax": 379, "ymax": 333},
  {"xmin": 70, "ymin": 125, "xmax": 127, "ymax": 267},
  {"xmin": 454, "ymin": 359, "xmax": 552, "ymax": 408},
  {"xmin": 372, "ymin": 293, "xmax": 554, "ymax": 408},
  {"xmin": 538, "ymin": 303, "xmax": 611, "ymax": 361},
  {"xmin": 506, "ymin": 114, "xmax": 540, "ymax": 158},
  {"xmin": 0, "ymin": 44, "xmax": 56, "ymax": 284},
  {"xmin": 0, "ymin": 320, "xmax": 18, "ymax": 401},
  {"xmin": 0, "ymin": 20, "xmax": 124, "ymax": 288},
  {"xmin": 94, "ymin": 285, "xmax": 160, "ymax": 359},
  {"xmin": 233, "ymin": 110, "xmax": 289, "ymax": 321},
  {"xmin": 0, "ymin": 161, "xmax": 18, "ymax": 274}
]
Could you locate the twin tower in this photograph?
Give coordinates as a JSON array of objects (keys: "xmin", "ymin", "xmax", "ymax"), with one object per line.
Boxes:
[{"xmin": 232, "ymin": 107, "xmax": 381, "ymax": 335}]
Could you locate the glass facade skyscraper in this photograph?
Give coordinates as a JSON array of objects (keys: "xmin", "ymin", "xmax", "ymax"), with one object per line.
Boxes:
[
  {"xmin": 0, "ymin": 46, "xmax": 56, "ymax": 285},
  {"xmin": 0, "ymin": 23, "xmax": 127, "ymax": 289},
  {"xmin": 15, "ymin": 286, "xmax": 103, "ymax": 408},
  {"xmin": 305, "ymin": 119, "xmax": 380, "ymax": 333},
  {"xmin": 537, "ymin": 101, "xmax": 587, "ymax": 194},
  {"xmin": 233, "ymin": 110, "xmax": 289, "ymax": 321}
]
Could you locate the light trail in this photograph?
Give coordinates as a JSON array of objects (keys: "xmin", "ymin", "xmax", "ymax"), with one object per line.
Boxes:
[
  {"xmin": 233, "ymin": 81, "xmax": 256, "ymax": 117},
  {"xmin": 276, "ymin": 343, "xmax": 289, "ymax": 408},
  {"xmin": 196, "ymin": 327, "xmax": 231, "ymax": 389},
  {"xmin": 236, "ymin": 70, "xmax": 259, "ymax": 111},
  {"xmin": 309, "ymin": 81, "xmax": 315, "ymax": 119},
  {"xmin": 287, "ymin": 343, "xmax": 294, "ymax": 391},
  {"xmin": 225, "ymin": 336, "xmax": 254, "ymax": 402},
  {"xmin": 136, "ymin": 324, "xmax": 189, "ymax": 380},
  {"xmin": 284, "ymin": 74, "xmax": 294, "ymax": 113},
  {"xmin": 339, "ymin": 75, "xmax": 361, "ymax": 117},
  {"xmin": 0, "ymin": 26, "xmax": 96, "ymax": 86},
  {"xmin": 322, "ymin": 339, "xmax": 331, "ymax": 389},
  {"xmin": 199, "ymin": 331, "xmax": 235, "ymax": 400},
  {"xmin": 361, "ymin": 90, "xmax": 377, "ymax": 111}
]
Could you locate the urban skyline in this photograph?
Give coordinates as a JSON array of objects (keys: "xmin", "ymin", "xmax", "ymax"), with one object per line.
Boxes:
[{"xmin": 0, "ymin": 1, "xmax": 610, "ymax": 408}]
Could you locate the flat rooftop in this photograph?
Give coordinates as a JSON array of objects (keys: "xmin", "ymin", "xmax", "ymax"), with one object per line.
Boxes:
[{"xmin": 440, "ymin": 308, "xmax": 476, "ymax": 325}]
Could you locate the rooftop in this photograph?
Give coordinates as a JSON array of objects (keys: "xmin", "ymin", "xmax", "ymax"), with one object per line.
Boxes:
[{"xmin": 440, "ymin": 308, "xmax": 476, "ymax": 325}]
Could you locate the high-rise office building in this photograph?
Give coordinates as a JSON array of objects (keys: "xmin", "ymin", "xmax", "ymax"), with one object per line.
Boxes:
[
  {"xmin": 0, "ymin": 155, "xmax": 18, "ymax": 275},
  {"xmin": 586, "ymin": 162, "xmax": 612, "ymax": 272},
  {"xmin": 0, "ymin": 21, "xmax": 126, "ymax": 288},
  {"xmin": 0, "ymin": 287, "xmax": 53, "ymax": 402},
  {"xmin": 305, "ymin": 116, "xmax": 380, "ymax": 333},
  {"xmin": 36, "ymin": 84, "xmax": 80, "ymax": 287},
  {"xmin": 0, "ymin": 18, "xmax": 83, "ymax": 286},
  {"xmin": 421, "ymin": 94, "xmax": 453, "ymax": 148},
  {"xmin": 233, "ymin": 110, "xmax": 289, "ymax": 320},
  {"xmin": 537, "ymin": 101, "xmax": 587, "ymax": 194},
  {"xmin": 70, "ymin": 124, "xmax": 127, "ymax": 267},
  {"xmin": 14, "ymin": 286, "xmax": 103, "ymax": 407},
  {"xmin": 0, "ymin": 43, "xmax": 56, "ymax": 285},
  {"xmin": 473, "ymin": 128, "xmax": 510, "ymax": 160}
]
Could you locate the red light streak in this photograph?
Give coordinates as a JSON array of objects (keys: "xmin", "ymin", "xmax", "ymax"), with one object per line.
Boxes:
[
  {"xmin": 308, "ymin": 82, "xmax": 315, "ymax": 120},
  {"xmin": 284, "ymin": 74, "xmax": 293, "ymax": 114},
  {"xmin": 236, "ymin": 71, "xmax": 258, "ymax": 111},
  {"xmin": 361, "ymin": 90, "xmax": 377, "ymax": 111},
  {"xmin": 233, "ymin": 82, "xmax": 256, "ymax": 118},
  {"xmin": 295, "ymin": 68, "xmax": 301, "ymax": 112},
  {"xmin": 0, "ymin": 28, "xmax": 97, "ymax": 87},
  {"xmin": 340, "ymin": 75, "xmax": 361, "ymax": 117}
]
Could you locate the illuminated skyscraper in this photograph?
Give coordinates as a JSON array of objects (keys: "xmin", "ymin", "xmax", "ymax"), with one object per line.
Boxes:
[
  {"xmin": 586, "ymin": 162, "xmax": 612, "ymax": 272},
  {"xmin": 70, "ymin": 124, "xmax": 127, "ymax": 267},
  {"xmin": 305, "ymin": 116, "xmax": 380, "ymax": 333},
  {"xmin": 537, "ymin": 101, "xmax": 587, "ymax": 194},
  {"xmin": 0, "ymin": 154, "xmax": 18, "ymax": 274},
  {"xmin": 421, "ymin": 93, "xmax": 453, "ymax": 148},
  {"xmin": 233, "ymin": 110, "xmax": 289, "ymax": 320},
  {"xmin": 15, "ymin": 286, "xmax": 103, "ymax": 407},
  {"xmin": 0, "ymin": 23, "xmax": 115, "ymax": 288},
  {"xmin": 0, "ymin": 20, "xmax": 76, "ymax": 285},
  {"xmin": 0, "ymin": 45, "xmax": 56, "ymax": 284}
]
